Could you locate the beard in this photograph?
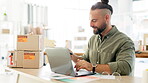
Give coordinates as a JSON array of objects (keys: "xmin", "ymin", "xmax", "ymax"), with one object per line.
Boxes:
[{"xmin": 93, "ymin": 22, "xmax": 107, "ymax": 35}]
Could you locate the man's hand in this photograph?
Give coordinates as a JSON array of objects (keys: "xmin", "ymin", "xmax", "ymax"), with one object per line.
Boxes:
[
  {"xmin": 67, "ymin": 49, "xmax": 82, "ymax": 63},
  {"xmin": 75, "ymin": 59, "xmax": 92, "ymax": 71}
]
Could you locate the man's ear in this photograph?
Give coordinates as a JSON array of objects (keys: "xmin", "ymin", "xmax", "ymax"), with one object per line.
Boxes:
[{"xmin": 105, "ymin": 14, "xmax": 110, "ymax": 23}]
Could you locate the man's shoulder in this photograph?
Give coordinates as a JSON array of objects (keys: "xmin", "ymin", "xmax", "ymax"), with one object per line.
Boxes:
[
  {"xmin": 114, "ymin": 31, "xmax": 133, "ymax": 42},
  {"xmin": 112, "ymin": 25, "xmax": 131, "ymax": 39}
]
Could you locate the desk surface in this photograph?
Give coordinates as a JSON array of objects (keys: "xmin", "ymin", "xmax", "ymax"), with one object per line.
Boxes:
[
  {"xmin": 7, "ymin": 64, "xmax": 142, "ymax": 83},
  {"xmin": 75, "ymin": 52, "xmax": 148, "ymax": 58}
]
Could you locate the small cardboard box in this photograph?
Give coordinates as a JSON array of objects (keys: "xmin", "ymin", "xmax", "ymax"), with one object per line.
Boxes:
[
  {"xmin": 23, "ymin": 51, "xmax": 43, "ymax": 69},
  {"xmin": 16, "ymin": 35, "xmax": 44, "ymax": 51},
  {"xmin": 1, "ymin": 29, "xmax": 10, "ymax": 34},
  {"xmin": 7, "ymin": 51, "xmax": 23, "ymax": 68}
]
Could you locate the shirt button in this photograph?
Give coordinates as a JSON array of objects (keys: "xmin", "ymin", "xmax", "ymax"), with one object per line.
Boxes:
[{"xmin": 98, "ymin": 50, "xmax": 101, "ymax": 53}]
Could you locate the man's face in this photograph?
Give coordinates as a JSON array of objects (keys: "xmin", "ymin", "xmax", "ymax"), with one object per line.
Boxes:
[{"xmin": 90, "ymin": 9, "xmax": 107, "ymax": 35}]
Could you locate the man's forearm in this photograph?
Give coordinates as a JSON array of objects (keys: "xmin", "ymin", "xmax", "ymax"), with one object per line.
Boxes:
[
  {"xmin": 71, "ymin": 54, "xmax": 83, "ymax": 63},
  {"xmin": 95, "ymin": 64, "xmax": 112, "ymax": 74}
]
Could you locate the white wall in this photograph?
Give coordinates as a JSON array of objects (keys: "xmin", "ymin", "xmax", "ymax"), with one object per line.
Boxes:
[
  {"xmin": 1, "ymin": 0, "xmax": 144, "ymax": 49},
  {"xmin": 0, "ymin": 0, "xmax": 24, "ymax": 22}
]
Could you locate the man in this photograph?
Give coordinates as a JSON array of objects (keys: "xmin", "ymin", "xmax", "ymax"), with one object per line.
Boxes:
[{"xmin": 70, "ymin": 0, "xmax": 135, "ymax": 76}]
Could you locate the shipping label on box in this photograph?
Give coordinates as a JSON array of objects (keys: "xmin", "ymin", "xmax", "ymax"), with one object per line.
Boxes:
[
  {"xmin": 7, "ymin": 51, "xmax": 23, "ymax": 68},
  {"xmin": 24, "ymin": 53, "xmax": 35, "ymax": 60},
  {"xmin": 7, "ymin": 51, "xmax": 16, "ymax": 67},
  {"xmin": 16, "ymin": 35, "xmax": 44, "ymax": 51},
  {"xmin": 17, "ymin": 35, "xmax": 28, "ymax": 42},
  {"xmin": 23, "ymin": 51, "xmax": 43, "ymax": 69}
]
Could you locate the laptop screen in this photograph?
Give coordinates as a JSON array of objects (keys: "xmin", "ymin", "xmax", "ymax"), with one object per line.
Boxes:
[
  {"xmin": 45, "ymin": 47, "xmax": 94, "ymax": 77},
  {"xmin": 45, "ymin": 47, "xmax": 76, "ymax": 76}
]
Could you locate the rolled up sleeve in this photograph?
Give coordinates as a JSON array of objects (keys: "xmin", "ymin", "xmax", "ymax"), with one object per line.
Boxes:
[{"xmin": 108, "ymin": 41, "xmax": 135, "ymax": 75}]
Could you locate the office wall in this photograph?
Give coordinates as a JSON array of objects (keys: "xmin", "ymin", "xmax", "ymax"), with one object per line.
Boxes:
[
  {"xmin": 46, "ymin": 0, "xmax": 135, "ymax": 51},
  {"xmin": 1, "ymin": 0, "xmax": 145, "ymax": 50}
]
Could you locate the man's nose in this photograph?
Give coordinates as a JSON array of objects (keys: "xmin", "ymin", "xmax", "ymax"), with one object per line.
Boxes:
[{"xmin": 90, "ymin": 22, "xmax": 94, "ymax": 27}]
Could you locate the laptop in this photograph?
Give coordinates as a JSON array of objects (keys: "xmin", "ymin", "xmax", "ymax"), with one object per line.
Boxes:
[{"xmin": 45, "ymin": 47, "xmax": 95, "ymax": 77}]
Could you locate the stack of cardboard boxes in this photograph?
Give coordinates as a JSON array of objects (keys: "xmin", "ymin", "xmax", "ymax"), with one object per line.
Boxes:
[{"xmin": 7, "ymin": 35, "xmax": 44, "ymax": 68}]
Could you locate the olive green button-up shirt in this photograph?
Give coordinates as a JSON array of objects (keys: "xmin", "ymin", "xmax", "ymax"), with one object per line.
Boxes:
[{"xmin": 82, "ymin": 25, "xmax": 135, "ymax": 75}]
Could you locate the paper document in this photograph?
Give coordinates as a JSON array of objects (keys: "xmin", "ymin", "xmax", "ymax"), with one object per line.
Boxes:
[{"xmin": 51, "ymin": 73, "xmax": 115, "ymax": 83}]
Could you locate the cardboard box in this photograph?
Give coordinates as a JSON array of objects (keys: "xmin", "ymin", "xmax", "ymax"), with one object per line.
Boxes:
[
  {"xmin": 7, "ymin": 51, "xmax": 23, "ymax": 68},
  {"xmin": 23, "ymin": 51, "xmax": 43, "ymax": 69},
  {"xmin": 15, "ymin": 51, "xmax": 24, "ymax": 67},
  {"xmin": 16, "ymin": 35, "xmax": 44, "ymax": 51},
  {"xmin": 1, "ymin": 29, "xmax": 10, "ymax": 34}
]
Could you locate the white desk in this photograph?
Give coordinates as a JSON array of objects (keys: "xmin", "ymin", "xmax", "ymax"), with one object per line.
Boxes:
[{"xmin": 6, "ymin": 64, "xmax": 142, "ymax": 83}]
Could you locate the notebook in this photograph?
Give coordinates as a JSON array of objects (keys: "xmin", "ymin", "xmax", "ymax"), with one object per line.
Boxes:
[{"xmin": 45, "ymin": 47, "xmax": 95, "ymax": 77}]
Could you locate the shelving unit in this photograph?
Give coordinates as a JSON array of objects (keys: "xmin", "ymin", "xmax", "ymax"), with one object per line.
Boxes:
[
  {"xmin": 71, "ymin": 26, "xmax": 91, "ymax": 53},
  {"xmin": 0, "ymin": 20, "xmax": 14, "ymax": 63}
]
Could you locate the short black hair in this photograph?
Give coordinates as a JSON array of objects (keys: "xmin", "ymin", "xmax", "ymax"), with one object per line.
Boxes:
[{"xmin": 91, "ymin": 0, "xmax": 113, "ymax": 15}]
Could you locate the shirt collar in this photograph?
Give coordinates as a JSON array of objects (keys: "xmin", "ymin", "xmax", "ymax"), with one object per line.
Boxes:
[
  {"xmin": 96, "ymin": 25, "xmax": 118, "ymax": 39},
  {"xmin": 104, "ymin": 25, "xmax": 118, "ymax": 38}
]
